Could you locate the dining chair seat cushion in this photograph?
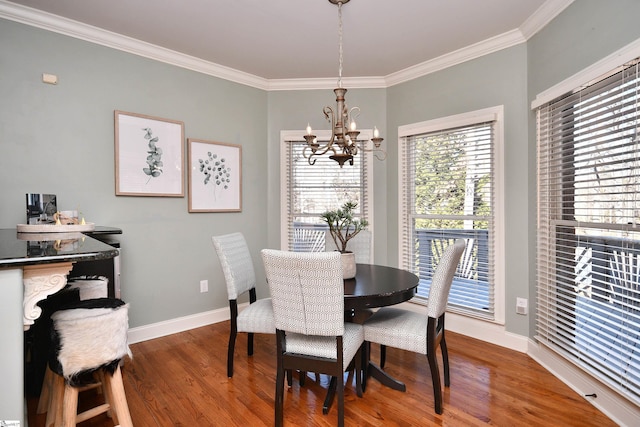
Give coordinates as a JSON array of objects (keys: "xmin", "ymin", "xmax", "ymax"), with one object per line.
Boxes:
[
  {"xmin": 364, "ymin": 307, "xmax": 428, "ymax": 355},
  {"xmin": 237, "ymin": 297, "xmax": 275, "ymax": 334},
  {"xmin": 285, "ymin": 323, "xmax": 364, "ymax": 371}
]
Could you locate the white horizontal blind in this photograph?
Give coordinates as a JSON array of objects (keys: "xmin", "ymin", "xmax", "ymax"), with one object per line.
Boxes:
[
  {"xmin": 400, "ymin": 120, "xmax": 496, "ymax": 319},
  {"xmin": 536, "ymin": 59, "xmax": 640, "ymax": 405},
  {"xmin": 284, "ymin": 135, "xmax": 369, "ymax": 252}
]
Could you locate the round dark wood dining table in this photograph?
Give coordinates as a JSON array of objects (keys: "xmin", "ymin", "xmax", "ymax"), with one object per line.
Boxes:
[{"xmin": 344, "ymin": 263, "xmax": 419, "ymax": 310}]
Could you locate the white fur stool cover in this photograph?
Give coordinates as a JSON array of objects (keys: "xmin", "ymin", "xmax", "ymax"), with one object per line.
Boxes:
[
  {"xmin": 49, "ymin": 298, "xmax": 131, "ymax": 385},
  {"xmin": 66, "ymin": 275, "xmax": 109, "ymax": 300}
]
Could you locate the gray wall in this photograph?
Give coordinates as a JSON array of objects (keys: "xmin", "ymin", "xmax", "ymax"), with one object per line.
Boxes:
[
  {"xmin": 2, "ymin": 0, "xmax": 640, "ymax": 339},
  {"xmin": 0, "ymin": 19, "xmax": 269, "ymax": 328}
]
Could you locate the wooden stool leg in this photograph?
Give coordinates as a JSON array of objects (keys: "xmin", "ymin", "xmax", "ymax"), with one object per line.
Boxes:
[
  {"xmin": 62, "ymin": 382, "xmax": 79, "ymax": 427},
  {"xmin": 45, "ymin": 373, "xmax": 65, "ymax": 427},
  {"xmin": 104, "ymin": 366, "xmax": 133, "ymax": 427},
  {"xmin": 37, "ymin": 365, "xmax": 54, "ymax": 414}
]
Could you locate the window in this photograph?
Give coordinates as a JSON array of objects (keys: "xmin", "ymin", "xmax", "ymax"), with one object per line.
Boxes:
[
  {"xmin": 536, "ymin": 59, "xmax": 640, "ymax": 405},
  {"xmin": 398, "ymin": 107, "xmax": 504, "ymax": 322},
  {"xmin": 280, "ymin": 130, "xmax": 373, "ymax": 252}
]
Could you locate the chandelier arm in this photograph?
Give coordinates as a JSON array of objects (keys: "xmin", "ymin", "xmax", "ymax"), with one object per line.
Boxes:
[{"xmin": 374, "ymin": 151, "xmax": 387, "ymax": 161}]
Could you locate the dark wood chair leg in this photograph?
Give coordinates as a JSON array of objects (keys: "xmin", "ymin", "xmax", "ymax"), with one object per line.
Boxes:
[
  {"xmin": 247, "ymin": 289, "xmax": 257, "ymax": 357},
  {"xmin": 227, "ymin": 300, "xmax": 238, "ymax": 378},
  {"xmin": 275, "ymin": 363, "xmax": 285, "ymax": 427},
  {"xmin": 275, "ymin": 330, "xmax": 285, "ymax": 427},
  {"xmin": 355, "ymin": 346, "xmax": 363, "ymax": 397},
  {"xmin": 380, "ymin": 344, "xmax": 387, "ymax": 368},
  {"xmin": 247, "ymin": 332, "xmax": 254, "ymax": 356},
  {"xmin": 337, "ymin": 372, "xmax": 345, "ymax": 427},
  {"xmin": 427, "ymin": 351, "xmax": 443, "ymax": 414},
  {"xmin": 441, "ymin": 334, "xmax": 450, "ymax": 387}
]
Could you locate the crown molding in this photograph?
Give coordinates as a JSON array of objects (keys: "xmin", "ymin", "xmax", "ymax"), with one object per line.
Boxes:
[
  {"xmin": 0, "ymin": 0, "xmax": 571, "ymax": 92},
  {"xmin": 267, "ymin": 76, "xmax": 387, "ymax": 91},
  {"xmin": 385, "ymin": 29, "xmax": 526, "ymax": 87},
  {"xmin": 519, "ymin": 0, "xmax": 574, "ymax": 40},
  {"xmin": 0, "ymin": 0, "xmax": 270, "ymax": 90}
]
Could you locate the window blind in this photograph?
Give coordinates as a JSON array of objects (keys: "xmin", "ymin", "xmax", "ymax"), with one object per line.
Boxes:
[
  {"xmin": 283, "ymin": 135, "xmax": 369, "ymax": 252},
  {"xmin": 536, "ymin": 59, "xmax": 640, "ymax": 405},
  {"xmin": 400, "ymin": 120, "xmax": 496, "ymax": 320}
]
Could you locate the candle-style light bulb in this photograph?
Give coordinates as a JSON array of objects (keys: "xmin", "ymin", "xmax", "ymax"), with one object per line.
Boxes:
[
  {"xmin": 350, "ymin": 120, "xmax": 357, "ymax": 131},
  {"xmin": 306, "ymin": 123, "xmax": 312, "ymax": 135},
  {"xmin": 373, "ymin": 126, "xmax": 380, "ymax": 138}
]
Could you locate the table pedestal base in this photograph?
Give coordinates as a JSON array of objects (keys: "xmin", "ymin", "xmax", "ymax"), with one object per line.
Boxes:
[{"xmin": 367, "ymin": 362, "xmax": 406, "ymax": 391}]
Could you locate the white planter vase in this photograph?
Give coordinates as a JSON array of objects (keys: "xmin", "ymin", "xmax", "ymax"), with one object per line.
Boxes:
[{"xmin": 341, "ymin": 252, "xmax": 356, "ymax": 279}]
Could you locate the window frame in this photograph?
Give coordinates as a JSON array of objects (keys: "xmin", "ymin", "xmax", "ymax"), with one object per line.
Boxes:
[{"xmin": 398, "ymin": 106, "xmax": 505, "ymax": 325}]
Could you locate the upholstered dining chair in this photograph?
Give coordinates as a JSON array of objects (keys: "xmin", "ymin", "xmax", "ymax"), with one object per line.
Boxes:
[
  {"xmin": 363, "ymin": 238, "xmax": 466, "ymax": 415},
  {"xmin": 261, "ymin": 249, "xmax": 364, "ymax": 427},
  {"xmin": 212, "ymin": 232, "xmax": 275, "ymax": 378}
]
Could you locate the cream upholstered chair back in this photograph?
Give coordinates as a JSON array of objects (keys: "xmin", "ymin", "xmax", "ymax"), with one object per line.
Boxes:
[
  {"xmin": 212, "ymin": 232, "xmax": 257, "ymax": 300},
  {"xmin": 212, "ymin": 232, "xmax": 274, "ymax": 378},
  {"xmin": 426, "ymin": 239, "xmax": 466, "ymax": 319},
  {"xmin": 325, "ymin": 229, "xmax": 372, "ymax": 264},
  {"xmin": 261, "ymin": 249, "xmax": 344, "ymax": 337}
]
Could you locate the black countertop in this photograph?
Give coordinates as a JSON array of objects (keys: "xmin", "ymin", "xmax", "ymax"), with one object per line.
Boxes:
[{"xmin": 0, "ymin": 228, "xmax": 119, "ymax": 267}]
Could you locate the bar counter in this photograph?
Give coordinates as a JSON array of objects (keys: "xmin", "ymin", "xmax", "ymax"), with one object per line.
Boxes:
[{"xmin": 0, "ymin": 228, "xmax": 118, "ymax": 425}]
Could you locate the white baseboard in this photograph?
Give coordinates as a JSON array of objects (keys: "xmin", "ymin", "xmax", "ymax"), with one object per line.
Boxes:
[
  {"xmin": 528, "ymin": 340, "xmax": 639, "ymax": 427},
  {"xmin": 127, "ymin": 305, "xmax": 230, "ymax": 344}
]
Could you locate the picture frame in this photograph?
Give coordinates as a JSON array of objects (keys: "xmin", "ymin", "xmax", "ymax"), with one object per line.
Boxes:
[
  {"xmin": 114, "ymin": 110, "xmax": 185, "ymax": 197},
  {"xmin": 188, "ymin": 139, "xmax": 242, "ymax": 212}
]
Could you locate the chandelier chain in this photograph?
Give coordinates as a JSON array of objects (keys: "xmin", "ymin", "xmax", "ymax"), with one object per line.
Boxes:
[{"xmin": 338, "ymin": 1, "xmax": 343, "ymax": 88}]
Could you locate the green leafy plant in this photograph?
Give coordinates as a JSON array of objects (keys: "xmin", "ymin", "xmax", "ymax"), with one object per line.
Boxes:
[
  {"xmin": 142, "ymin": 127, "xmax": 163, "ymax": 183},
  {"xmin": 320, "ymin": 201, "xmax": 368, "ymax": 253}
]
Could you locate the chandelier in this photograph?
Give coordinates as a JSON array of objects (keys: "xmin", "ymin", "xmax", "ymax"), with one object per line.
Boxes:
[{"xmin": 303, "ymin": 0, "xmax": 386, "ymax": 167}]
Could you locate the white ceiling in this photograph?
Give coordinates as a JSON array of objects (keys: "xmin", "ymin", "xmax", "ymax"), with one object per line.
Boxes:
[{"xmin": 3, "ymin": 0, "xmax": 569, "ymax": 82}]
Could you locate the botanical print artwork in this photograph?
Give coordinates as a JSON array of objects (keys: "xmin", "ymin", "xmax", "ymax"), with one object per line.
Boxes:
[
  {"xmin": 115, "ymin": 110, "xmax": 184, "ymax": 197},
  {"xmin": 142, "ymin": 127, "xmax": 163, "ymax": 183},
  {"xmin": 198, "ymin": 152, "xmax": 231, "ymax": 200},
  {"xmin": 188, "ymin": 139, "xmax": 242, "ymax": 212}
]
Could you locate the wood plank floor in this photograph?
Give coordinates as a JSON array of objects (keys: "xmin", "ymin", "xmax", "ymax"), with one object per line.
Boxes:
[{"xmin": 27, "ymin": 321, "xmax": 616, "ymax": 426}]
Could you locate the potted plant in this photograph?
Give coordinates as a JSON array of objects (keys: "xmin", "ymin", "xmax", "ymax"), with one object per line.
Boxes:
[{"xmin": 320, "ymin": 201, "xmax": 368, "ymax": 278}]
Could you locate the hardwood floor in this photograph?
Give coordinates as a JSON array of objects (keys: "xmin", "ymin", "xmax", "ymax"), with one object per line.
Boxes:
[{"xmin": 27, "ymin": 321, "xmax": 616, "ymax": 426}]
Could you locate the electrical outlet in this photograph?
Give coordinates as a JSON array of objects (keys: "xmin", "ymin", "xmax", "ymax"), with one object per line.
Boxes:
[
  {"xmin": 200, "ymin": 279, "xmax": 208, "ymax": 293},
  {"xmin": 516, "ymin": 297, "xmax": 528, "ymax": 315}
]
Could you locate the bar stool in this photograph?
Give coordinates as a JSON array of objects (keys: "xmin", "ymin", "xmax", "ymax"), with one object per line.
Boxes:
[
  {"xmin": 40, "ymin": 298, "xmax": 133, "ymax": 427},
  {"xmin": 35, "ymin": 276, "xmax": 110, "ymax": 411}
]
